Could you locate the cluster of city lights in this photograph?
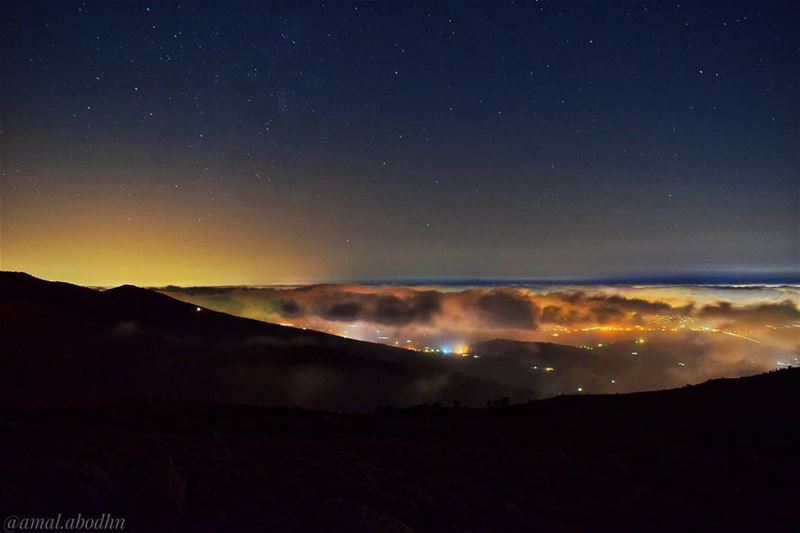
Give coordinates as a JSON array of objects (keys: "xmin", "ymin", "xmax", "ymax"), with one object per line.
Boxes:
[
  {"xmin": 542, "ymin": 314, "xmax": 778, "ymax": 344},
  {"xmin": 271, "ymin": 311, "xmax": 796, "ymax": 367}
]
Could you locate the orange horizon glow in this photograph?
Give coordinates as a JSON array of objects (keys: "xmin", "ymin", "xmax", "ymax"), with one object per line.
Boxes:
[{"xmin": 0, "ymin": 186, "xmax": 341, "ymax": 287}]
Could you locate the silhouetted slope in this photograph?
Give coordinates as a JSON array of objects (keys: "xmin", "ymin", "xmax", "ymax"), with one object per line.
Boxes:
[
  {"xmin": 0, "ymin": 272, "xmax": 534, "ymax": 409},
  {"xmin": 0, "ymin": 368, "xmax": 797, "ymax": 532}
]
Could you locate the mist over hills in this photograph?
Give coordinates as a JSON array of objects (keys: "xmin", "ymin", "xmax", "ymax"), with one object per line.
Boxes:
[
  {"xmin": 158, "ymin": 281, "xmax": 799, "ymax": 394},
  {"xmin": 0, "ymin": 272, "xmax": 534, "ymax": 410},
  {"xmin": 2, "ymin": 272, "xmax": 793, "ymax": 409}
]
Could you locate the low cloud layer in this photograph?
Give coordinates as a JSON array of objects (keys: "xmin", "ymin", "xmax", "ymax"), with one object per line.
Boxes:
[
  {"xmin": 161, "ymin": 283, "xmax": 799, "ymax": 347},
  {"xmin": 158, "ymin": 283, "xmax": 799, "ymax": 398},
  {"xmin": 697, "ymin": 300, "xmax": 800, "ymax": 324}
]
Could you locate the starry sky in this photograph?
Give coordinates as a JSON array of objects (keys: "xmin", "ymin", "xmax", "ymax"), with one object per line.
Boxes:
[{"xmin": 2, "ymin": 1, "xmax": 798, "ymax": 286}]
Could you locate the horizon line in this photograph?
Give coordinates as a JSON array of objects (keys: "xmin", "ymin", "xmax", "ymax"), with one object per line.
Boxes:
[
  {"xmin": 4, "ymin": 270, "xmax": 799, "ymax": 289},
  {"xmin": 141, "ymin": 272, "xmax": 800, "ymax": 289}
]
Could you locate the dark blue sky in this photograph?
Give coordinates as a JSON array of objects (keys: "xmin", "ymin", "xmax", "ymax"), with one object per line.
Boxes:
[{"xmin": 2, "ymin": 1, "xmax": 798, "ymax": 284}]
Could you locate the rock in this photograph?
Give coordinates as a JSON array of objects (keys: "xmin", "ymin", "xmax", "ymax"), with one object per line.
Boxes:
[
  {"xmin": 126, "ymin": 454, "xmax": 185, "ymax": 533},
  {"xmin": 319, "ymin": 497, "xmax": 415, "ymax": 533}
]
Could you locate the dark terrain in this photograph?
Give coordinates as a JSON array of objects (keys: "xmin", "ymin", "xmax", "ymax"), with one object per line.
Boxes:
[
  {"xmin": 1, "ymin": 369, "xmax": 798, "ymax": 532},
  {"xmin": 1, "ymin": 272, "xmax": 798, "ymax": 532}
]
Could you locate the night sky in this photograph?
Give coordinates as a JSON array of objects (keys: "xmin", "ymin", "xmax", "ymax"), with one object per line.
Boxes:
[{"xmin": 2, "ymin": 1, "xmax": 798, "ymax": 285}]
